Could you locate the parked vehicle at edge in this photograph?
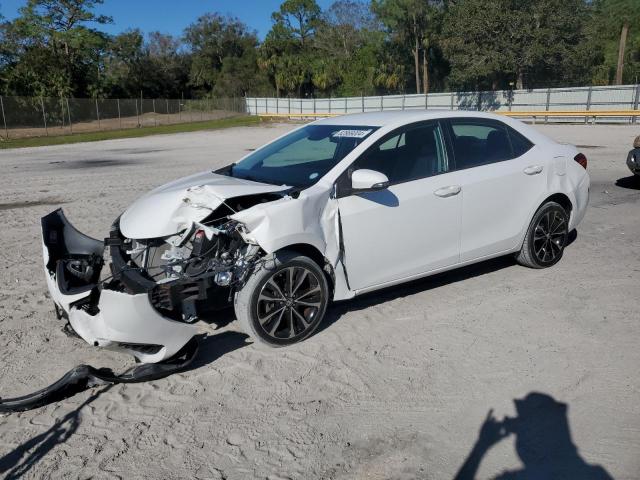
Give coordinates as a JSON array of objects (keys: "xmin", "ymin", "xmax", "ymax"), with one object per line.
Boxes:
[
  {"xmin": 42, "ymin": 111, "xmax": 590, "ymax": 363},
  {"xmin": 626, "ymin": 135, "xmax": 640, "ymax": 176}
]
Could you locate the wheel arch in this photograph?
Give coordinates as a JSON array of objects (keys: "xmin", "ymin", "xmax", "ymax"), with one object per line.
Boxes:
[
  {"xmin": 542, "ymin": 192, "xmax": 573, "ymax": 214},
  {"xmin": 274, "ymin": 243, "xmax": 335, "ymax": 292},
  {"xmin": 515, "ymin": 192, "xmax": 574, "ymax": 252}
]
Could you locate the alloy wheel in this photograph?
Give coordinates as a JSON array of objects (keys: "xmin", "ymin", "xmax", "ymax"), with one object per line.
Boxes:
[
  {"xmin": 533, "ymin": 209, "xmax": 567, "ymax": 264},
  {"xmin": 256, "ymin": 266, "xmax": 323, "ymax": 340}
]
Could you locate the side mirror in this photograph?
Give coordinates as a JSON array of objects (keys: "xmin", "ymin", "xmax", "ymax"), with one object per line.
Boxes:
[{"xmin": 351, "ymin": 169, "xmax": 390, "ymax": 192}]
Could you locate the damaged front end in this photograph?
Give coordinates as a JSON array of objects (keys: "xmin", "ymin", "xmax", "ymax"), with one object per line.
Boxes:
[{"xmin": 42, "ymin": 208, "xmax": 262, "ymax": 363}]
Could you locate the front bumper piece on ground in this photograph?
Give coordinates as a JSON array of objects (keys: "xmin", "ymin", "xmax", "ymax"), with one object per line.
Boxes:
[{"xmin": 41, "ymin": 209, "xmax": 198, "ymax": 363}]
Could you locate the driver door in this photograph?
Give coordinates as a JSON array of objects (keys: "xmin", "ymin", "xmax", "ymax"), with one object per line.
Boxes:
[{"xmin": 335, "ymin": 121, "xmax": 463, "ymax": 291}]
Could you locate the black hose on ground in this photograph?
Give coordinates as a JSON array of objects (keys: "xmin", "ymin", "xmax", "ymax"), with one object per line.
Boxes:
[{"xmin": 0, "ymin": 337, "xmax": 199, "ymax": 413}]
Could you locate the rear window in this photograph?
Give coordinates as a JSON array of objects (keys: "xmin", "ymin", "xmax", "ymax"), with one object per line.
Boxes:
[
  {"xmin": 449, "ymin": 119, "xmax": 534, "ymax": 170},
  {"xmin": 450, "ymin": 121, "xmax": 513, "ymax": 169},
  {"xmin": 507, "ymin": 127, "xmax": 534, "ymax": 157}
]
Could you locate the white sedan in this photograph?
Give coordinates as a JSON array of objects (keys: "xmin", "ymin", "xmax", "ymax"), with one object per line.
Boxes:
[{"xmin": 42, "ymin": 111, "xmax": 590, "ymax": 363}]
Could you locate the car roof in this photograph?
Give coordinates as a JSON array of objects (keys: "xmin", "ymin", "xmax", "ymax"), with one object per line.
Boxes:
[
  {"xmin": 313, "ymin": 109, "xmax": 511, "ymax": 127},
  {"xmin": 312, "ymin": 109, "xmax": 552, "ymax": 145}
]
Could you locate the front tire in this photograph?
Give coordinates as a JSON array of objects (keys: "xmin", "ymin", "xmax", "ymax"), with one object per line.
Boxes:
[
  {"xmin": 517, "ymin": 201, "xmax": 569, "ymax": 269},
  {"xmin": 234, "ymin": 251, "xmax": 329, "ymax": 346}
]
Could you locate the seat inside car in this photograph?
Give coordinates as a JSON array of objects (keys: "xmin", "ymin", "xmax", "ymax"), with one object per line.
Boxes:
[{"xmin": 387, "ymin": 126, "xmax": 439, "ymax": 182}]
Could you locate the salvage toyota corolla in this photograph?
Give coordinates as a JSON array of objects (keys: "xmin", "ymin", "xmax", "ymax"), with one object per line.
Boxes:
[{"xmin": 42, "ymin": 111, "xmax": 590, "ymax": 363}]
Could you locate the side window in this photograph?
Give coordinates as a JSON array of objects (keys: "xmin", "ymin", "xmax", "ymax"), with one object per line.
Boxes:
[
  {"xmin": 378, "ymin": 133, "xmax": 405, "ymax": 151},
  {"xmin": 507, "ymin": 126, "xmax": 534, "ymax": 157},
  {"xmin": 449, "ymin": 120, "xmax": 514, "ymax": 169},
  {"xmin": 352, "ymin": 122, "xmax": 449, "ymax": 184}
]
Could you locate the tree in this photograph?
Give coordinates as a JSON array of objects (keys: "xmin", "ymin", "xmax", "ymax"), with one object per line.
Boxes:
[
  {"xmin": 271, "ymin": 0, "xmax": 323, "ymax": 48},
  {"xmin": 591, "ymin": 0, "xmax": 640, "ymax": 85},
  {"xmin": 442, "ymin": 0, "xmax": 592, "ymax": 90},
  {"xmin": 372, "ymin": 0, "xmax": 440, "ymax": 94},
  {"xmin": 3, "ymin": 0, "xmax": 111, "ymax": 97},
  {"xmin": 184, "ymin": 13, "xmax": 262, "ymax": 97},
  {"xmin": 260, "ymin": 0, "xmax": 323, "ymax": 97}
]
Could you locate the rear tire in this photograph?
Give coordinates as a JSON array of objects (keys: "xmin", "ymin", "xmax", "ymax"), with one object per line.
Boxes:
[
  {"xmin": 517, "ymin": 201, "xmax": 569, "ymax": 269},
  {"xmin": 234, "ymin": 251, "xmax": 329, "ymax": 347}
]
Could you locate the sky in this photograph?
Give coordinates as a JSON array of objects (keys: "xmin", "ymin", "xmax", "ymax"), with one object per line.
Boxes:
[{"xmin": 0, "ymin": 0, "xmax": 338, "ymax": 39}]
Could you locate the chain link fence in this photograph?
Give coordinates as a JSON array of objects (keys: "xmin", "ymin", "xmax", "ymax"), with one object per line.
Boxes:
[{"xmin": 0, "ymin": 96, "xmax": 247, "ymax": 139}]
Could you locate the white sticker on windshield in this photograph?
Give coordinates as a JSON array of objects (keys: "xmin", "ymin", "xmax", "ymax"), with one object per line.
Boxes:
[{"xmin": 332, "ymin": 129, "xmax": 372, "ymax": 139}]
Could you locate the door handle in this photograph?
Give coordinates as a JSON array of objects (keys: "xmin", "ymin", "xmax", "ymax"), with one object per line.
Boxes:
[
  {"xmin": 434, "ymin": 185, "xmax": 461, "ymax": 198},
  {"xmin": 523, "ymin": 165, "xmax": 543, "ymax": 175}
]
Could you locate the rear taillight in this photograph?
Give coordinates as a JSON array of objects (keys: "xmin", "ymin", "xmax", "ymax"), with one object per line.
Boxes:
[{"xmin": 574, "ymin": 153, "xmax": 587, "ymax": 169}]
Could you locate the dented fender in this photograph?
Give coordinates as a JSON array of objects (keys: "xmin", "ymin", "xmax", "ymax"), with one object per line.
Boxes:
[{"xmin": 231, "ymin": 189, "xmax": 354, "ymax": 300}]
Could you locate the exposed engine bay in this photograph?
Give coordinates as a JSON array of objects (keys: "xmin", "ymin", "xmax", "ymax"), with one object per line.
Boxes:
[
  {"xmin": 108, "ymin": 192, "xmax": 285, "ymax": 321},
  {"xmin": 40, "ymin": 181, "xmax": 317, "ymax": 364}
]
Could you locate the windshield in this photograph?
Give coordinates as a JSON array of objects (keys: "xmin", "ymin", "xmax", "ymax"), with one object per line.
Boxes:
[{"xmin": 230, "ymin": 124, "xmax": 378, "ymax": 188}]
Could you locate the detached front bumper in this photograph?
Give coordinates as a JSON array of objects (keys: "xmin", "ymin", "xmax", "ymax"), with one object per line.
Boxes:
[{"xmin": 42, "ymin": 209, "xmax": 198, "ymax": 363}]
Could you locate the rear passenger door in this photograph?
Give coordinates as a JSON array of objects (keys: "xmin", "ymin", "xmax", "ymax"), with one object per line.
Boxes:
[{"xmin": 445, "ymin": 118, "xmax": 544, "ymax": 262}]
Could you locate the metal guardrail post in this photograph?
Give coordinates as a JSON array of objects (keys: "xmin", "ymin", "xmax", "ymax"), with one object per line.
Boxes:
[
  {"xmin": 585, "ymin": 87, "xmax": 592, "ymax": 125},
  {"xmin": 66, "ymin": 98, "xmax": 72, "ymax": 134},
  {"xmin": 313, "ymin": 97, "xmax": 316, "ymax": 115},
  {"xmin": 40, "ymin": 97, "xmax": 48, "ymax": 136},
  {"xmin": 544, "ymin": 88, "xmax": 551, "ymax": 124},
  {"xmin": 450, "ymin": 92, "xmax": 454, "ymax": 110},
  {"xmin": 0, "ymin": 95, "xmax": 7, "ymax": 139},
  {"xmin": 166, "ymin": 99, "xmax": 169, "ymax": 124},
  {"xmin": 117, "ymin": 98, "xmax": 122, "ymax": 129},
  {"xmin": 425, "ymin": 93, "xmax": 428, "ymax": 110},
  {"xmin": 632, "ymin": 84, "xmax": 640, "ymax": 125},
  {"xmin": 328, "ymin": 96, "xmax": 331, "ymax": 114},
  {"xmin": 361, "ymin": 94, "xmax": 364, "ymax": 112},
  {"xmin": 288, "ymin": 97, "xmax": 291, "ymax": 114},
  {"xmin": 402, "ymin": 94, "xmax": 405, "ymax": 110},
  {"xmin": 345, "ymin": 97, "xmax": 347, "ymax": 113},
  {"xmin": 476, "ymin": 91, "xmax": 482, "ymax": 111},
  {"xmin": 95, "ymin": 98, "xmax": 101, "ymax": 130},
  {"xmin": 152, "ymin": 99, "xmax": 157, "ymax": 126},
  {"xmin": 380, "ymin": 95, "xmax": 384, "ymax": 111},
  {"xmin": 135, "ymin": 98, "xmax": 140, "ymax": 127}
]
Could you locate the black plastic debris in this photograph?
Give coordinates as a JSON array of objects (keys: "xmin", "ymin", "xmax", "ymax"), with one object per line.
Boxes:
[{"xmin": 0, "ymin": 337, "xmax": 198, "ymax": 413}]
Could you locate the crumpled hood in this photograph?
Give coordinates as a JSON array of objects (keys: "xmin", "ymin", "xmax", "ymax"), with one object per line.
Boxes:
[{"xmin": 120, "ymin": 171, "xmax": 289, "ymax": 239}]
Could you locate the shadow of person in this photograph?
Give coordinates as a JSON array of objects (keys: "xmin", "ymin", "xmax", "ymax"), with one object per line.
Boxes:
[
  {"xmin": 454, "ymin": 392, "xmax": 613, "ymax": 480},
  {"xmin": 0, "ymin": 385, "xmax": 111, "ymax": 479}
]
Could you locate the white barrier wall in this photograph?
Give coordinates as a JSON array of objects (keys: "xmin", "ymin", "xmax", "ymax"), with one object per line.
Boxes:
[{"xmin": 246, "ymin": 84, "xmax": 640, "ymax": 123}]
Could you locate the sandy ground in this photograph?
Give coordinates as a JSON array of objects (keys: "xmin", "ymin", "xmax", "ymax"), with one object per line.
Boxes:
[{"xmin": 0, "ymin": 122, "xmax": 638, "ymax": 479}]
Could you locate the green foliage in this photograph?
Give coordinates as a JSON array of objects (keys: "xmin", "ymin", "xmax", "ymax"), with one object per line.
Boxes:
[
  {"xmin": 588, "ymin": 0, "xmax": 640, "ymax": 84},
  {"xmin": 184, "ymin": 13, "xmax": 264, "ymax": 96},
  {"xmin": 2, "ymin": 0, "xmax": 111, "ymax": 97},
  {"xmin": 0, "ymin": 0, "xmax": 638, "ymax": 100},
  {"xmin": 442, "ymin": 0, "xmax": 594, "ymax": 90}
]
